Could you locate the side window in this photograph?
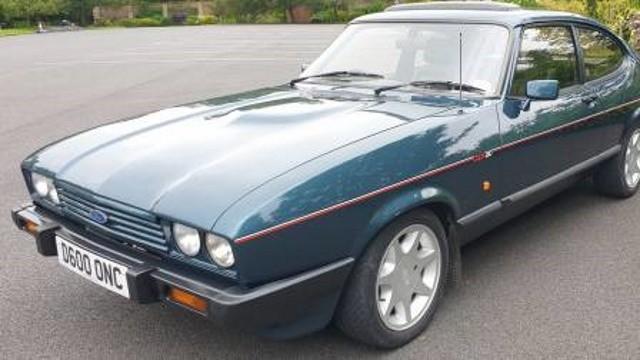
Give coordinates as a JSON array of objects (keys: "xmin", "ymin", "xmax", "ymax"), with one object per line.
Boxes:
[
  {"xmin": 511, "ymin": 26, "xmax": 579, "ymax": 97},
  {"xmin": 578, "ymin": 27, "xmax": 624, "ymax": 81}
]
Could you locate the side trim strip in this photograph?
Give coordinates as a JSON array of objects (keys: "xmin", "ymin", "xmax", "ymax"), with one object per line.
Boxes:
[
  {"xmin": 235, "ymin": 97, "xmax": 640, "ymax": 245},
  {"xmin": 458, "ymin": 201, "xmax": 502, "ymax": 226},
  {"xmin": 504, "ymin": 145, "xmax": 621, "ymax": 204},
  {"xmin": 457, "ymin": 145, "xmax": 621, "ymax": 227}
]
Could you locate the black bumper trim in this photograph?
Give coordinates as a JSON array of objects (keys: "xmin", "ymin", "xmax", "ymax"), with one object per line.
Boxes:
[
  {"xmin": 12, "ymin": 205, "xmax": 354, "ymax": 334},
  {"xmin": 12, "ymin": 204, "xmax": 60, "ymax": 256}
]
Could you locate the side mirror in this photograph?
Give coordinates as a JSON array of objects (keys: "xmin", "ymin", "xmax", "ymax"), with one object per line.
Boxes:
[
  {"xmin": 526, "ymin": 80, "xmax": 559, "ymax": 101},
  {"xmin": 300, "ymin": 63, "xmax": 309, "ymax": 73},
  {"xmin": 519, "ymin": 80, "xmax": 559, "ymax": 112}
]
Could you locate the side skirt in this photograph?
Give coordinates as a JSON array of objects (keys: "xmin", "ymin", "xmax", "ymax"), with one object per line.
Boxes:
[{"xmin": 456, "ymin": 145, "xmax": 621, "ymax": 243}]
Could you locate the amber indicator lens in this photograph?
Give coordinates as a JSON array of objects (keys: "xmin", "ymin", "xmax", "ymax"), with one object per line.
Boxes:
[
  {"xmin": 24, "ymin": 220, "xmax": 39, "ymax": 235},
  {"xmin": 482, "ymin": 180, "xmax": 492, "ymax": 192},
  {"xmin": 167, "ymin": 287, "xmax": 208, "ymax": 313}
]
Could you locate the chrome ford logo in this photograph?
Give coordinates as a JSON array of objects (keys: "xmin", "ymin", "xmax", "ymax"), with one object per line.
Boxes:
[{"xmin": 88, "ymin": 209, "xmax": 108, "ymax": 225}]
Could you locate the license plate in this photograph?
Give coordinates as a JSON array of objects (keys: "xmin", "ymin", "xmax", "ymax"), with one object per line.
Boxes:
[{"xmin": 56, "ymin": 236, "xmax": 130, "ymax": 298}]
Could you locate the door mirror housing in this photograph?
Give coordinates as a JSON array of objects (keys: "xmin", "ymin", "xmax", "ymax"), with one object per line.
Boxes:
[
  {"xmin": 300, "ymin": 63, "xmax": 309, "ymax": 73},
  {"xmin": 526, "ymin": 80, "xmax": 559, "ymax": 101}
]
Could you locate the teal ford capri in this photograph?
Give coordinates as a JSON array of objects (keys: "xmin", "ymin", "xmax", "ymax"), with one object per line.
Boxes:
[{"xmin": 12, "ymin": 1, "xmax": 640, "ymax": 348}]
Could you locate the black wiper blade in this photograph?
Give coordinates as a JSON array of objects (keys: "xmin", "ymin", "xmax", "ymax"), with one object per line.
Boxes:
[
  {"xmin": 290, "ymin": 71, "xmax": 384, "ymax": 87},
  {"xmin": 374, "ymin": 80, "xmax": 486, "ymax": 96}
]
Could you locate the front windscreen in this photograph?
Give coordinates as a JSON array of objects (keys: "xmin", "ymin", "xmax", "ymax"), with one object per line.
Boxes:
[{"xmin": 303, "ymin": 23, "xmax": 511, "ymax": 96}]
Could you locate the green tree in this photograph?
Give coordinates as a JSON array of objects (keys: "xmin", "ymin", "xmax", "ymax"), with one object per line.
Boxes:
[
  {"xmin": 61, "ymin": 0, "xmax": 142, "ymax": 26},
  {"xmin": 273, "ymin": 0, "xmax": 292, "ymax": 22},
  {"xmin": 62, "ymin": 0, "xmax": 97, "ymax": 26},
  {"xmin": 221, "ymin": 0, "xmax": 270, "ymax": 23},
  {"xmin": 1, "ymin": 0, "xmax": 66, "ymax": 25},
  {"xmin": 585, "ymin": 0, "xmax": 598, "ymax": 18}
]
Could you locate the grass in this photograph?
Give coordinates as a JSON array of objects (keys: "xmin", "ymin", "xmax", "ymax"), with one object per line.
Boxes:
[{"xmin": 0, "ymin": 28, "xmax": 35, "ymax": 37}]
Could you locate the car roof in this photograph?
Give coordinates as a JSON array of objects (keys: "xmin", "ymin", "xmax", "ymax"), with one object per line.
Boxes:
[{"xmin": 351, "ymin": 1, "xmax": 600, "ymax": 29}]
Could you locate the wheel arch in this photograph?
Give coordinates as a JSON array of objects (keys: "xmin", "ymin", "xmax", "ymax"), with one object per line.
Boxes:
[
  {"xmin": 352, "ymin": 184, "xmax": 461, "ymax": 260},
  {"xmin": 626, "ymin": 106, "xmax": 640, "ymax": 133},
  {"xmin": 343, "ymin": 184, "xmax": 463, "ymax": 306}
]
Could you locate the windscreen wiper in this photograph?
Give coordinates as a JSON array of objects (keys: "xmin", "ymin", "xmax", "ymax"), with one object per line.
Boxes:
[
  {"xmin": 374, "ymin": 80, "xmax": 486, "ymax": 96},
  {"xmin": 290, "ymin": 71, "xmax": 384, "ymax": 87}
]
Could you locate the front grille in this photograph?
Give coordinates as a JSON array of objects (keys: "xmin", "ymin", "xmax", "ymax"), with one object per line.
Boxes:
[{"xmin": 56, "ymin": 182, "xmax": 168, "ymax": 252}]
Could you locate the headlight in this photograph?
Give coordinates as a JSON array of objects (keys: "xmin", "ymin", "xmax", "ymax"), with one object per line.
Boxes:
[
  {"xmin": 31, "ymin": 173, "xmax": 60, "ymax": 205},
  {"xmin": 205, "ymin": 234, "xmax": 235, "ymax": 268},
  {"xmin": 32, "ymin": 173, "xmax": 49, "ymax": 197},
  {"xmin": 49, "ymin": 186, "xmax": 60, "ymax": 204},
  {"xmin": 173, "ymin": 223, "xmax": 201, "ymax": 256}
]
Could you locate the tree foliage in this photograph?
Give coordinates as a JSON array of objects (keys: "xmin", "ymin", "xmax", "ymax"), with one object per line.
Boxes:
[
  {"xmin": 0, "ymin": 0, "xmax": 66, "ymax": 23},
  {"xmin": 503, "ymin": 0, "xmax": 640, "ymax": 41},
  {"xmin": 2, "ymin": 0, "xmax": 640, "ymax": 41}
]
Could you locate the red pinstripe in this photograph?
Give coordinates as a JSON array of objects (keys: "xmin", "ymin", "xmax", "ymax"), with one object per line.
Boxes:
[{"xmin": 235, "ymin": 97, "xmax": 640, "ymax": 245}]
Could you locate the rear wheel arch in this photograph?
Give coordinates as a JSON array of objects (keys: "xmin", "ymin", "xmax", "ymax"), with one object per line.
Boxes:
[
  {"xmin": 625, "ymin": 106, "xmax": 640, "ymax": 131},
  {"xmin": 594, "ymin": 122, "xmax": 640, "ymax": 197}
]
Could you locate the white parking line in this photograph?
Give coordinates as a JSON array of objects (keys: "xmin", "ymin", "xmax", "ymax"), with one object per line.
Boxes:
[{"xmin": 35, "ymin": 57, "xmax": 308, "ymax": 66}]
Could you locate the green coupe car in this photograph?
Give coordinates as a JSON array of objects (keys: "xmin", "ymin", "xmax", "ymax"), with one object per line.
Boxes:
[{"xmin": 12, "ymin": 1, "xmax": 640, "ymax": 348}]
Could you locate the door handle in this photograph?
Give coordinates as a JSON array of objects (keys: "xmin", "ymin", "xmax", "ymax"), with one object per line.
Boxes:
[{"xmin": 582, "ymin": 95, "xmax": 599, "ymax": 105}]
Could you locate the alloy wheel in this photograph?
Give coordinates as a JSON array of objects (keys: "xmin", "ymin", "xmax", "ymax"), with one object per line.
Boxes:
[
  {"xmin": 375, "ymin": 224, "xmax": 442, "ymax": 331},
  {"xmin": 625, "ymin": 129, "xmax": 640, "ymax": 189}
]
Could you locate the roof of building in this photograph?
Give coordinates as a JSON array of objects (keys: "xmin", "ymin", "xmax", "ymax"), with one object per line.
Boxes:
[{"xmin": 351, "ymin": 1, "xmax": 599, "ymax": 28}]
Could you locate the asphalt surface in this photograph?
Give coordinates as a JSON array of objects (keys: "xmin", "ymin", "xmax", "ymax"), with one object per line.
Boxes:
[{"xmin": 1, "ymin": 25, "xmax": 639, "ymax": 359}]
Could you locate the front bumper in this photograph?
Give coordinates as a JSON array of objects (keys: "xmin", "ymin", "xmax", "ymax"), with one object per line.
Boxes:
[{"xmin": 12, "ymin": 204, "xmax": 354, "ymax": 339}]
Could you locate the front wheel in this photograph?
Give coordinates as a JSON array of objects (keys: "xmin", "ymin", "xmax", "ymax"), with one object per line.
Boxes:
[{"xmin": 335, "ymin": 209, "xmax": 449, "ymax": 348}]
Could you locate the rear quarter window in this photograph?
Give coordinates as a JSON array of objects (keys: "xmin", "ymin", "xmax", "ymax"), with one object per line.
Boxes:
[{"xmin": 577, "ymin": 27, "xmax": 625, "ymax": 82}]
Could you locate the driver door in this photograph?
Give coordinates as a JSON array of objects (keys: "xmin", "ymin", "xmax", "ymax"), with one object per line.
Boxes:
[{"xmin": 496, "ymin": 24, "xmax": 598, "ymax": 199}]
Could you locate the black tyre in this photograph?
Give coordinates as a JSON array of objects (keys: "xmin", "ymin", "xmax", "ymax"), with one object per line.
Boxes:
[
  {"xmin": 594, "ymin": 126, "xmax": 640, "ymax": 198},
  {"xmin": 335, "ymin": 209, "xmax": 449, "ymax": 349}
]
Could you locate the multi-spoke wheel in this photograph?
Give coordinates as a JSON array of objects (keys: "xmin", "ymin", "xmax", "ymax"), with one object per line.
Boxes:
[
  {"xmin": 376, "ymin": 224, "xmax": 441, "ymax": 331},
  {"xmin": 595, "ymin": 126, "xmax": 640, "ymax": 198},
  {"xmin": 624, "ymin": 129, "xmax": 640, "ymax": 189},
  {"xmin": 335, "ymin": 209, "xmax": 449, "ymax": 349}
]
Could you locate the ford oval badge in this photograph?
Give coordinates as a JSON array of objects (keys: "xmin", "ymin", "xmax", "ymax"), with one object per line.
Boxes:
[{"xmin": 88, "ymin": 209, "xmax": 108, "ymax": 225}]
